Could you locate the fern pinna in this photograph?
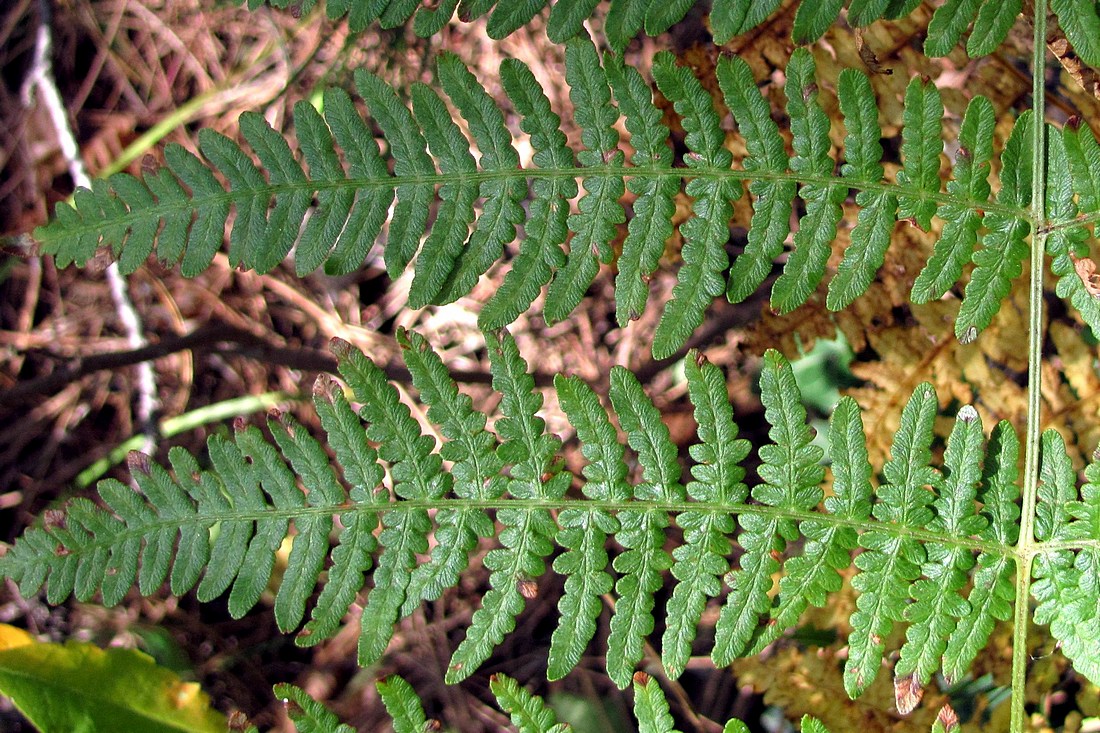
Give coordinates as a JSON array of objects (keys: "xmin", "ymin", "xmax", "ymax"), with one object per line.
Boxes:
[
  {"xmin": 5, "ymin": 327, "xmax": 1100, "ymax": 720},
  {"xmin": 244, "ymin": 0, "xmax": 1100, "ymax": 69},
  {"xmin": 33, "ymin": 38, "xmax": 1100, "ymax": 358}
]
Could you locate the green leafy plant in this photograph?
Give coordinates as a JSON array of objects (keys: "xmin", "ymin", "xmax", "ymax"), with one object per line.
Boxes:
[{"xmin": 8, "ymin": 1, "xmax": 1100, "ymax": 731}]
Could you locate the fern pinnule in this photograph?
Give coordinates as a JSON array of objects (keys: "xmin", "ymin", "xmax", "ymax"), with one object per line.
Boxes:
[
  {"xmin": 792, "ymin": 0, "xmax": 846, "ymax": 46},
  {"xmin": 895, "ymin": 405, "xmax": 986, "ymax": 687},
  {"xmin": 274, "ymin": 682, "xmax": 357, "ymax": 733},
  {"xmin": 605, "ymin": 55, "xmax": 677, "ymax": 326},
  {"xmin": 397, "ymin": 328, "xmax": 503, "ymax": 613},
  {"xmin": 770, "ymin": 48, "xmax": 846, "ymax": 315},
  {"xmin": 632, "ymin": 672, "xmax": 678, "ymax": 733},
  {"xmin": 942, "ymin": 420, "xmax": 1019, "ymax": 683},
  {"xmin": 490, "ymin": 673, "xmax": 570, "ymax": 733},
  {"xmin": 297, "ymin": 376, "xmax": 384, "ymax": 647},
  {"xmin": 549, "ymin": 373, "xmax": 629, "ymax": 680},
  {"xmin": 844, "ymin": 383, "xmax": 940, "ymax": 697},
  {"xmin": 447, "ymin": 331, "xmax": 569, "ymax": 682},
  {"xmin": 434, "ymin": 52, "xmax": 527, "ymax": 304},
  {"xmin": 911, "ymin": 95, "xmax": 995, "ymax": 304},
  {"xmin": 955, "ymin": 110, "xmax": 1033, "ymax": 342},
  {"xmin": 1032, "ymin": 432, "xmax": 1100, "ymax": 686},
  {"xmin": 331, "ymin": 338, "xmax": 450, "ymax": 666},
  {"xmin": 746, "ymin": 394, "xmax": 871, "ymax": 657},
  {"xmin": 720, "ymin": 54, "xmax": 795, "ymax": 306},
  {"xmin": 662, "ymin": 353, "xmax": 749, "ymax": 678},
  {"xmin": 543, "ymin": 36, "xmax": 625, "ymax": 325},
  {"xmin": 1050, "ymin": 118, "xmax": 1100, "ymax": 334},
  {"xmin": 650, "ymin": 51, "xmax": 737, "ymax": 360},
  {"xmin": 712, "ymin": 349, "xmax": 825, "ymax": 665},
  {"xmin": 376, "ymin": 674, "xmax": 429, "ymax": 733},
  {"xmin": 895, "ymin": 76, "xmax": 944, "ymax": 232},
  {"xmin": 479, "ymin": 58, "xmax": 576, "ymax": 330},
  {"xmin": 826, "ymin": 68, "xmax": 896, "ymax": 311},
  {"xmin": 605, "ymin": 367, "xmax": 684, "ymax": 688},
  {"xmin": 353, "ymin": 68, "xmax": 435, "ymax": 279},
  {"xmin": 406, "ymin": 81, "xmax": 479, "ymax": 308}
]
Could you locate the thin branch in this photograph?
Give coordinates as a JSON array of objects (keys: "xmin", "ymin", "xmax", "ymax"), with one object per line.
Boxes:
[{"xmin": 23, "ymin": 0, "xmax": 159, "ymax": 450}]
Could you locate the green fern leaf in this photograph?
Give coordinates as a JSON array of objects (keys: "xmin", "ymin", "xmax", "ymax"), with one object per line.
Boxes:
[
  {"xmin": 848, "ymin": 0, "xmax": 893, "ymax": 26},
  {"xmin": 274, "ymin": 684, "xmax": 357, "ymax": 733},
  {"xmin": 479, "ymin": 59, "xmax": 576, "ymax": 330},
  {"xmin": 605, "ymin": 55, "xmax": 677, "ymax": 326},
  {"xmin": 826, "ymin": 68, "xmax": 896, "ymax": 311},
  {"xmin": 844, "ymin": 383, "xmax": 940, "ymax": 697},
  {"xmin": 545, "ymin": 36, "xmax": 625, "ymax": 325},
  {"xmin": 633, "ymin": 673, "xmax": 678, "ymax": 733},
  {"xmin": 318, "ymin": 87, "xmax": 394, "ymax": 276},
  {"xmin": 290, "ymin": 101, "xmax": 354, "ymax": 275},
  {"xmin": 1052, "ymin": 0, "xmax": 1100, "ymax": 67},
  {"xmin": 549, "ymin": 373, "xmax": 630, "ymax": 680},
  {"xmin": 644, "ymin": 0, "xmax": 696, "ymax": 34},
  {"xmin": 353, "ymin": 69, "xmax": 435, "ymax": 279},
  {"xmin": 713, "ymin": 350, "xmax": 824, "ymax": 664},
  {"xmin": 771, "ymin": 49, "xmax": 845, "ymax": 314},
  {"xmin": 924, "ymin": 0, "xmax": 982, "ymax": 56},
  {"xmin": 330, "ymin": 339, "xmax": 451, "ymax": 666},
  {"xmin": 911, "ymin": 95, "xmax": 994, "ymax": 304},
  {"xmin": 747, "ymin": 395, "xmax": 871, "ymax": 656},
  {"xmin": 548, "ymin": 0, "xmax": 601, "ymax": 43},
  {"xmin": 606, "ymin": 367, "xmax": 684, "ymax": 688},
  {"xmin": 955, "ymin": 110, "xmax": 1032, "ymax": 342},
  {"xmin": 895, "ymin": 405, "xmax": 986, "ymax": 686},
  {"xmin": 895, "ymin": 76, "xmax": 943, "ymax": 231},
  {"xmin": 486, "ymin": 0, "xmax": 548, "ymax": 39},
  {"xmin": 966, "ymin": 0, "xmax": 1022, "ymax": 57},
  {"xmin": 396, "ymin": 328, "xmax": 502, "ymax": 613},
  {"xmin": 791, "ymin": 0, "xmax": 844, "ymax": 44},
  {"xmin": 651, "ymin": 52, "xmax": 737, "ymax": 359},
  {"xmin": 942, "ymin": 420, "xmax": 1019, "ymax": 683},
  {"xmin": 1052, "ymin": 119, "xmax": 1100, "ymax": 333},
  {"xmin": 490, "ymin": 674, "xmax": 570, "ymax": 733},
  {"xmin": 413, "ymin": 0, "xmax": 460, "ymax": 36},
  {"xmin": 435, "ymin": 52, "xmax": 526, "ymax": 305},
  {"xmin": 606, "ymin": 0, "xmax": 653, "ymax": 53},
  {"xmin": 448, "ymin": 331, "xmax": 570, "ymax": 682},
  {"xmin": 662, "ymin": 353, "xmax": 749, "ymax": 678},
  {"xmin": 376, "ymin": 675, "xmax": 429, "ymax": 733},
  {"xmin": 720, "ymin": 54, "xmax": 795, "ymax": 305},
  {"xmin": 298, "ymin": 376, "xmax": 384, "ymax": 648},
  {"xmin": 711, "ymin": 0, "xmax": 782, "ymax": 43},
  {"xmin": 194, "ymin": 127, "xmax": 268, "ymax": 271},
  {"xmin": 407, "ymin": 82, "xmax": 479, "ymax": 308}
]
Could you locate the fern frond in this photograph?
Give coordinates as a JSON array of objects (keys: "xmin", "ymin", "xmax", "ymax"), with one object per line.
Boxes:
[
  {"xmin": 376, "ymin": 675, "xmax": 429, "ymax": 733},
  {"xmin": 275, "ymin": 683, "xmax": 357, "ymax": 733},
  {"xmin": 826, "ymin": 68, "xmax": 896, "ymax": 311},
  {"xmin": 1051, "ymin": 118, "xmax": 1100, "ymax": 334},
  {"xmin": 712, "ymin": 349, "xmax": 825, "ymax": 665},
  {"xmin": 911, "ymin": 95, "xmax": 995, "ymax": 304},
  {"xmin": 330, "ymin": 338, "xmax": 451, "ymax": 666},
  {"xmin": 479, "ymin": 58, "xmax": 576, "ymax": 330},
  {"xmin": 544, "ymin": 36, "xmax": 625, "ymax": 324},
  {"xmin": 720, "ymin": 54, "xmax": 795, "ymax": 305},
  {"xmin": 941, "ymin": 420, "xmax": 1019, "ymax": 683},
  {"xmin": 606, "ymin": 55, "xmax": 677, "ymax": 326},
  {"xmin": 770, "ymin": 48, "xmax": 845, "ymax": 315},
  {"xmin": 662, "ymin": 353, "xmax": 749, "ymax": 679},
  {"xmin": 1033, "ymin": 432, "xmax": 1100, "ymax": 685},
  {"xmin": 606, "ymin": 367, "xmax": 684, "ymax": 688},
  {"xmin": 651, "ymin": 51, "xmax": 737, "ymax": 359},
  {"xmin": 894, "ymin": 405, "xmax": 986, "ymax": 687},
  {"xmin": 396, "ymin": 328, "xmax": 502, "ymax": 613},
  {"xmin": 490, "ymin": 674, "xmax": 570, "ymax": 733},
  {"xmin": 844, "ymin": 383, "xmax": 940, "ymax": 697},
  {"xmin": 745, "ymin": 395, "xmax": 871, "ymax": 656},
  {"xmin": 447, "ymin": 331, "xmax": 569, "ymax": 683},
  {"xmin": 955, "ymin": 110, "xmax": 1033, "ymax": 343},
  {"xmin": 548, "ymin": 373, "xmax": 629, "ymax": 680}
]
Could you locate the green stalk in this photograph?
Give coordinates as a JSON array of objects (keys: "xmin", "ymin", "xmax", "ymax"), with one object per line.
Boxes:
[{"xmin": 1011, "ymin": 1, "xmax": 1049, "ymax": 730}]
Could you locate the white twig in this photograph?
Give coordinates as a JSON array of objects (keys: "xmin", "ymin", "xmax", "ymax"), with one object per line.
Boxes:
[{"xmin": 24, "ymin": 0, "xmax": 159, "ymax": 454}]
